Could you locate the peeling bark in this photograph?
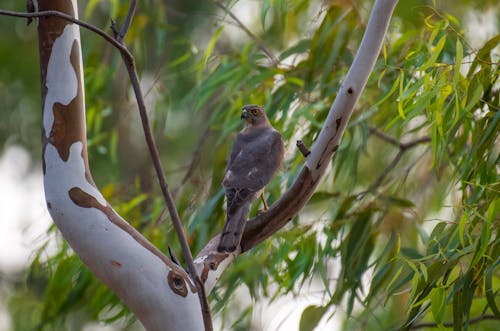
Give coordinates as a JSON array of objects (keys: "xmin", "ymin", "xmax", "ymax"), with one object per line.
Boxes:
[{"xmin": 37, "ymin": 1, "xmax": 205, "ymax": 330}]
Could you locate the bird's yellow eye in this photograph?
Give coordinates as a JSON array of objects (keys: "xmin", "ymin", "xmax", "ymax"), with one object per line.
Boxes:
[{"xmin": 251, "ymin": 109, "xmax": 259, "ymax": 116}]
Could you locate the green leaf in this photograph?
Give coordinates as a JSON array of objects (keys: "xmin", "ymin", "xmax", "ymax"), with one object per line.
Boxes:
[
  {"xmin": 419, "ymin": 263, "xmax": 428, "ymax": 282},
  {"xmin": 168, "ymin": 51, "xmax": 192, "ymax": 68},
  {"xmin": 398, "ymin": 70, "xmax": 405, "ymax": 119},
  {"xmin": 452, "ymin": 289, "xmax": 463, "ymax": 331},
  {"xmin": 286, "ymin": 76, "xmax": 305, "ymax": 87},
  {"xmin": 431, "ymin": 286, "xmax": 446, "ymax": 325},
  {"xmin": 84, "ymin": 0, "xmax": 101, "ymax": 19},
  {"xmin": 279, "ymin": 39, "xmax": 311, "ymax": 61},
  {"xmin": 464, "ymin": 84, "xmax": 483, "ymax": 113},
  {"xmin": 458, "ymin": 213, "xmax": 467, "ymax": 248},
  {"xmin": 308, "ymin": 191, "xmax": 339, "ymax": 205},
  {"xmin": 261, "ymin": 0, "xmax": 271, "ymax": 28},
  {"xmin": 299, "ymin": 305, "xmax": 328, "ymax": 331},
  {"xmin": 471, "ymin": 200, "xmax": 494, "ymax": 267},
  {"xmin": 335, "ymin": 195, "xmax": 356, "ymax": 219},
  {"xmin": 486, "ymin": 197, "xmax": 500, "ymax": 224},
  {"xmin": 198, "ymin": 26, "xmax": 224, "ymax": 79},
  {"xmin": 467, "ymin": 34, "xmax": 500, "ymax": 77},
  {"xmin": 485, "ymin": 259, "xmax": 500, "ymax": 318},
  {"xmin": 422, "ymin": 35, "xmax": 447, "ymax": 70},
  {"xmin": 384, "ymin": 265, "xmax": 404, "ymax": 294},
  {"xmin": 453, "ymin": 39, "xmax": 463, "ymax": 85},
  {"xmin": 376, "ymin": 70, "xmax": 401, "ymax": 107},
  {"xmin": 381, "ymin": 195, "xmax": 416, "ymax": 208}
]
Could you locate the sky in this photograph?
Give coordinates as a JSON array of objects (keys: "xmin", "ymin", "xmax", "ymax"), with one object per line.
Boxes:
[
  {"xmin": 0, "ymin": 145, "xmax": 51, "ymax": 273},
  {"xmin": 0, "ymin": 145, "xmax": 52, "ymax": 331}
]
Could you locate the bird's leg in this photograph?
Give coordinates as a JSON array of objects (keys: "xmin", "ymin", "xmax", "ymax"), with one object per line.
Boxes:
[{"xmin": 260, "ymin": 191, "xmax": 269, "ymax": 211}]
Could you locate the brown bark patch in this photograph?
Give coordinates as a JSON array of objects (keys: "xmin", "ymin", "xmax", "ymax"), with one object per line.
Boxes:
[
  {"xmin": 199, "ymin": 252, "xmax": 229, "ymax": 283},
  {"xmin": 50, "ymin": 107, "xmax": 66, "ymax": 146},
  {"xmin": 335, "ymin": 117, "xmax": 342, "ymax": 132},
  {"xmin": 168, "ymin": 270, "xmax": 188, "ymax": 297},
  {"xmin": 38, "ymin": 0, "xmax": 76, "ymax": 108},
  {"xmin": 315, "ymin": 135, "xmax": 336, "ymax": 170},
  {"xmin": 69, "ymin": 186, "xmax": 101, "ymax": 209},
  {"xmin": 110, "ymin": 260, "xmax": 123, "ymax": 268},
  {"xmin": 38, "ymin": 1, "xmax": 90, "ymax": 178},
  {"xmin": 48, "ymin": 41, "xmax": 87, "ymax": 163}
]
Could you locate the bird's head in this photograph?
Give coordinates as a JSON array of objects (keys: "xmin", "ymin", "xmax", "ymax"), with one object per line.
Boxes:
[{"xmin": 240, "ymin": 104, "xmax": 269, "ymax": 128}]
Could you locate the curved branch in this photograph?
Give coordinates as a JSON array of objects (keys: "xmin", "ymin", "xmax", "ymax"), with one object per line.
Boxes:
[
  {"xmin": 32, "ymin": 1, "xmax": 205, "ymax": 330},
  {"xmin": 192, "ymin": 0, "xmax": 399, "ymax": 285},
  {"xmin": 117, "ymin": 0, "xmax": 136, "ymax": 42},
  {"xmin": 239, "ymin": 0, "xmax": 400, "ymax": 251},
  {"xmin": 119, "ymin": 38, "xmax": 213, "ymax": 331},
  {"xmin": 110, "ymin": 0, "xmax": 212, "ymax": 323}
]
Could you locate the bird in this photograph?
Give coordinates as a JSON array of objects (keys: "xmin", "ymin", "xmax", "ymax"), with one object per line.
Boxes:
[{"xmin": 218, "ymin": 104, "xmax": 285, "ymax": 252}]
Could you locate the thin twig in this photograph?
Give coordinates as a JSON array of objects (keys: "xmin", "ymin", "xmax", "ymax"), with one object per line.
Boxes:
[
  {"xmin": 0, "ymin": 7, "xmax": 213, "ymax": 330},
  {"xmin": 173, "ymin": 127, "xmax": 211, "ymax": 198},
  {"xmin": 369, "ymin": 126, "xmax": 400, "ymax": 146},
  {"xmin": 369, "ymin": 127, "xmax": 431, "ymax": 151},
  {"xmin": 296, "ymin": 140, "xmax": 311, "ymax": 157},
  {"xmin": 213, "ymin": 1, "xmax": 278, "ymax": 66},
  {"xmin": 113, "ymin": 2, "xmax": 212, "ymax": 329},
  {"xmin": 361, "ymin": 129, "xmax": 431, "ymax": 194},
  {"xmin": 0, "ymin": 9, "xmax": 132, "ymax": 58},
  {"xmin": 401, "ymin": 136, "xmax": 432, "ymax": 150},
  {"xmin": 366, "ymin": 149, "xmax": 404, "ymax": 193},
  {"xmin": 118, "ymin": 0, "xmax": 136, "ymax": 42},
  {"xmin": 409, "ymin": 314, "xmax": 497, "ymax": 329}
]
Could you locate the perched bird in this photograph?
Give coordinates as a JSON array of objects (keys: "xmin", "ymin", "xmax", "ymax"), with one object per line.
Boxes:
[{"xmin": 218, "ymin": 105, "xmax": 285, "ymax": 252}]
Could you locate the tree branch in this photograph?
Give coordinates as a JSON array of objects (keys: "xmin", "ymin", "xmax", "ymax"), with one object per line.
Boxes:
[
  {"xmin": 32, "ymin": 0, "xmax": 206, "ymax": 329},
  {"xmin": 369, "ymin": 126, "xmax": 431, "ymax": 151},
  {"xmin": 173, "ymin": 126, "xmax": 211, "ymax": 198},
  {"xmin": 112, "ymin": 1, "xmax": 212, "ymax": 329},
  {"xmin": 363, "ymin": 128, "xmax": 431, "ymax": 193},
  {"xmin": 120, "ymin": 50, "xmax": 213, "ymax": 331},
  {"xmin": 0, "ymin": 9, "xmax": 132, "ymax": 58},
  {"xmin": 118, "ymin": 0, "xmax": 136, "ymax": 42},
  {"xmin": 296, "ymin": 140, "xmax": 311, "ymax": 157},
  {"xmin": 237, "ymin": 0, "xmax": 400, "ymax": 251}
]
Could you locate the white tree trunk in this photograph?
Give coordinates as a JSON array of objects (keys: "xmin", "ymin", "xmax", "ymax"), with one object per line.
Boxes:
[{"xmin": 36, "ymin": 0, "xmax": 398, "ymax": 330}]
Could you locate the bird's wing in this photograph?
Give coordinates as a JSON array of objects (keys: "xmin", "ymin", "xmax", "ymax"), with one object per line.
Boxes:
[{"xmin": 223, "ymin": 128, "xmax": 284, "ymax": 191}]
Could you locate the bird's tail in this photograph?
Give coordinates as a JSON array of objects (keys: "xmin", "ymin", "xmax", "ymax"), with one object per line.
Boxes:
[{"xmin": 218, "ymin": 198, "xmax": 252, "ymax": 252}]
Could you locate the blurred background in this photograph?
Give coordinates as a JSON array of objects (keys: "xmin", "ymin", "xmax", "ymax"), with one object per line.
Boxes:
[{"xmin": 0, "ymin": 0, "xmax": 498, "ymax": 330}]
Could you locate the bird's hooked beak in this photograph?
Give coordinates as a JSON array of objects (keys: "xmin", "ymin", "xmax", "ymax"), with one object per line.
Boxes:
[
  {"xmin": 240, "ymin": 108, "xmax": 253, "ymax": 128},
  {"xmin": 240, "ymin": 109, "xmax": 250, "ymax": 120}
]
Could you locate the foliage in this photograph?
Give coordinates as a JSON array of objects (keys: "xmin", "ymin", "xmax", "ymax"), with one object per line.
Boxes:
[{"xmin": 0, "ymin": 0, "xmax": 499, "ymax": 330}]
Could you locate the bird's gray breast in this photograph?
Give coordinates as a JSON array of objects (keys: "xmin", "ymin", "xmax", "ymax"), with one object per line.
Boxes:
[{"xmin": 224, "ymin": 127, "xmax": 278, "ymax": 190}]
